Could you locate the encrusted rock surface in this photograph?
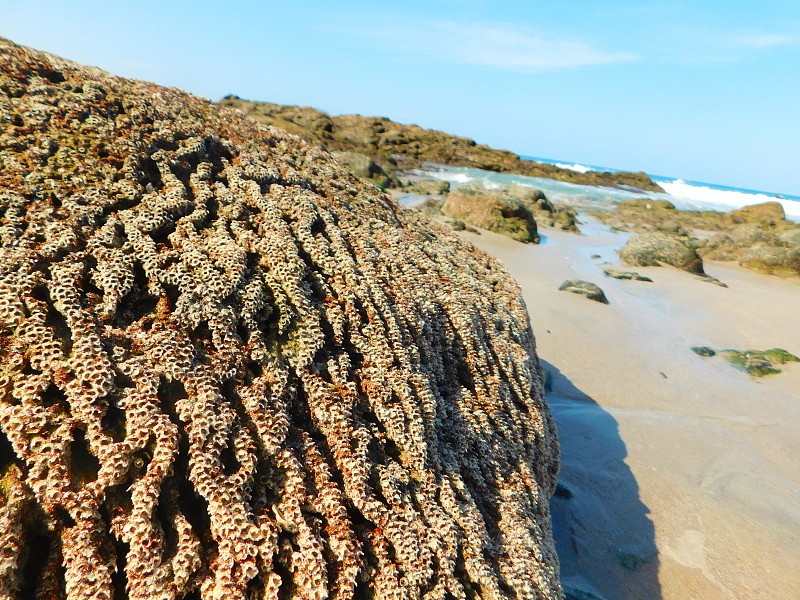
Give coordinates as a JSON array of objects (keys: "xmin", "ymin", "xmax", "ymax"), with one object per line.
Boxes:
[{"xmin": 0, "ymin": 39, "xmax": 562, "ymax": 599}]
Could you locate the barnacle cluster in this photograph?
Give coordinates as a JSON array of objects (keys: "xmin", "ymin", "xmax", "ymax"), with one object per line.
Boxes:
[{"xmin": 0, "ymin": 38, "xmax": 561, "ymax": 599}]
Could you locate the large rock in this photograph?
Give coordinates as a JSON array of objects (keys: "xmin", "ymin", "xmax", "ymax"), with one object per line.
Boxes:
[
  {"xmin": 220, "ymin": 98, "xmax": 664, "ymax": 192},
  {"xmin": 442, "ymin": 186, "xmax": 540, "ymax": 243},
  {"xmin": 619, "ymin": 233, "xmax": 705, "ymax": 274},
  {"xmin": 0, "ymin": 39, "xmax": 562, "ymax": 599}
]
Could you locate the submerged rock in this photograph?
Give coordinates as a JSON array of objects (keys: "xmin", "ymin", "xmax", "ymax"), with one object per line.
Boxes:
[
  {"xmin": 0, "ymin": 39, "xmax": 562, "ymax": 600},
  {"xmin": 558, "ymin": 280, "xmax": 609, "ymax": 304}
]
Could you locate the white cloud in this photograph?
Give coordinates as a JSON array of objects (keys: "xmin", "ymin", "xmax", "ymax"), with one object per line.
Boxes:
[
  {"xmin": 738, "ymin": 33, "xmax": 797, "ymax": 49},
  {"xmin": 350, "ymin": 21, "xmax": 639, "ymax": 71}
]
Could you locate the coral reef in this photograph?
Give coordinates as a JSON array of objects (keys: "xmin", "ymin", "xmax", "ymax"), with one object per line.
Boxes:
[{"xmin": 0, "ymin": 39, "xmax": 562, "ymax": 599}]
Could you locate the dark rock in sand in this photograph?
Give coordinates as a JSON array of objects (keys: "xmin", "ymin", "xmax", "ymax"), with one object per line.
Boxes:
[
  {"xmin": 558, "ymin": 280, "xmax": 609, "ymax": 304},
  {"xmin": 603, "ymin": 269, "xmax": 653, "ymax": 282},
  {"xmin": 619, "ymin": 233, "xmax": 705, "ymax": 274},
  {"xmin": 691, "ymin": 346, "xmax": 717, "ymax": 357}
]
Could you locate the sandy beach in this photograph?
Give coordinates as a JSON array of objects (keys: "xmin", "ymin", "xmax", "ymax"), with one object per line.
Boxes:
[{"xmin": 459, "ymin": 219, "xmax": 800, "ymax": 599}]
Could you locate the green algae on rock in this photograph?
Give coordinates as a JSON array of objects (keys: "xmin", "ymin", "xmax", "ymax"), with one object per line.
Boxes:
[
  {"xmin": 720, "ymin": 348, "xmax": 800, "ymax": 377},
  {"xmin": 0, "ymin": 38, "xmax": 562, "ymax": 600}
]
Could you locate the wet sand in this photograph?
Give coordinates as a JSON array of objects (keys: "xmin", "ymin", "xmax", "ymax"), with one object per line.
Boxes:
[{"xmin": 459, "ymin": 219, "xmax": 800, "ymax": 599}]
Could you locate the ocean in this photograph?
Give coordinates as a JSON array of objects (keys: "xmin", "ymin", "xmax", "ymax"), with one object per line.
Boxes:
[
  {"xmin": 410, "ymin": 157, "xmax": 800, "ymax": 222},
  {"xmin": 525, "ymin": 155, "xmax": 800, "ymax": 221}
]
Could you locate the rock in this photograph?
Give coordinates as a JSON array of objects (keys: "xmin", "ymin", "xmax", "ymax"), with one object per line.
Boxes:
[
  {"xmin": 558, "ymin": 280, "xmax": 609, "ymax": 304},
  {"xmin": 619, "ymin": 233, "xmax": 705, "ymax": 274},
  {"xmin": 442, "ymin": 186, "xmax": 540, "ymax": 243},
  {"xmin": 603, "ymin": 268, "xmax": 653, "ymax": 282},
  {"xmin": 220, "ymin": 98, "xmax": 664, "ymax": 192},
  {"xmin": 616, "ymin": 544, "xmax": 657, "ymax": 571},
  {"xmin": 553, "ymin": 482, "xmax": 573, "ymax": 500},
  {"xmin": 0, "ymin": 38, "xmax": 562, "ymax": 599},
  {"xmin": 562, "ymin": 581, "xmax": 609, "ymax": 600},
  {"xmin": 331, "ymin": 150, "xmax": 398, "ymax": 189},
  {"xmin": 691, "ymin": 346, "xmax": 717, "ymax": 357},
  {"xmin": 400, "ymin": 179, "xmax": 450, "ymax": 196},
  {"xmin": 593, "ymin": 200, "xmax": 800, "ymax": 277},
  {"xmin": 729, "ymin": 201, "xmax": 786, "ymax": 224},
  {"xmin": 720, "ymin": 348, "xmax": 800, "ymax": 377}
]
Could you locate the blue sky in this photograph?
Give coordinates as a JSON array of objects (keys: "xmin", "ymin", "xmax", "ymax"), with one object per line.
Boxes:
[{"xmin": 3, "ymin": 1, "xmax": 800, "ymax": 194}]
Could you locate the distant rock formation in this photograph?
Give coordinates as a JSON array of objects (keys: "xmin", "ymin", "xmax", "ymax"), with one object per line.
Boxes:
[
  {"xmin": 0, "ymin": 39, "xmax": 562, "ymax": 599},
  {"xmin": 220, "ymin": 96, "xmax": 664, "ymax": 193}
]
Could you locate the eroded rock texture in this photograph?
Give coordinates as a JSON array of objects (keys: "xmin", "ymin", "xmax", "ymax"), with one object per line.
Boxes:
[{"xmin": 0, "ymin": 39, "xmax": 561, "ymax": 600}]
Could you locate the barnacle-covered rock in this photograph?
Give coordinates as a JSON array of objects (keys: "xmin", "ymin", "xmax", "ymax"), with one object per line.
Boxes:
[{"xmin": 0, "ymin": 38, "xmax": 561, "ymax": 600}]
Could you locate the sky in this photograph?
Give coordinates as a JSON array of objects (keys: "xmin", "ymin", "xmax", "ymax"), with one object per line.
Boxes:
[{"xmin": 3, "ymin": 1, "xmax": 800, "ymax": 195}]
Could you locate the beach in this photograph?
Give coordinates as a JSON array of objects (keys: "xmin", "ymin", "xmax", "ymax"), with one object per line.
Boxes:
[{"xmin": 459, "ymin": 219, "xmax": 800, "ymax": 599}]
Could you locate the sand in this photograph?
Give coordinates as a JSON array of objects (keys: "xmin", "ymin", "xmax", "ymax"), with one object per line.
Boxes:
[{"xmin": 459, "ymin": 219, "xmax": 800, "ymax": 600}]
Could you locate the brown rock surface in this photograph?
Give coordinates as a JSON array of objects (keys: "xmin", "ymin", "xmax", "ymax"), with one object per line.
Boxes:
[
  {"xmin": 0, "ymin": 39, "xmax": 562, "ymax": 599},
  {"xmin": 220, "ymin": 97, "xmax": 663, "ymax": 192}
]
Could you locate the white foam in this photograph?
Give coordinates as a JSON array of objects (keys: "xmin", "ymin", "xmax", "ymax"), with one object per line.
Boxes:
[
  {"xmin": 555, "ymin": 162, "xmax": 593, "ymax": 174},
  {"xmin": 659, "ymin": 179, "xmax": 800, "ymax": 218}
]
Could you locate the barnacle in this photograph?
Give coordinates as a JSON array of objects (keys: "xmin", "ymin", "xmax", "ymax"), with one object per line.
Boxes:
[{"xmin": 0, "ymin": 37, "xmax": 561, "ymax": 599}]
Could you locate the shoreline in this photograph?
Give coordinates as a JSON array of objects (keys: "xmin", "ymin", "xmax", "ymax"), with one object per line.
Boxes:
[{"xmin": 456, "ymin": 219, "xmax": 800, "ymax": 599}]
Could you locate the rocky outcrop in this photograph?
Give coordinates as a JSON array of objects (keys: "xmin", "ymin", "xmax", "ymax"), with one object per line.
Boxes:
[
  {"xmin": 220, "ymin": 97, "xmax": 664, "ymax": 192},
  {"xmin": 619, "ymin": 233, "xmax": 705, "ymax": 274},
  {"xmin": 442, "ymin": 187, "xmax": 540, "ymax": 243},
  {"xmin": 593, "ymin": 200, "xmax": 800, "ymax": 277},
  {"xmin": 0, "ymin": 39, "xmax": 562, "ymax": 600}
]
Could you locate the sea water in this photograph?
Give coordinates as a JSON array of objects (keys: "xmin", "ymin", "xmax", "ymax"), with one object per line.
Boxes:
[
  {"xmin": 406, "ymin": 158, "xmax": 800, "ymax": 222},
  {"xmin": 524, "ymin": 155, "xmax": 800, "ymax": 221}
]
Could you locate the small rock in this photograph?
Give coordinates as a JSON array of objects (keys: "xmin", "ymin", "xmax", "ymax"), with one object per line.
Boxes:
[
  {"xmin": 603, "ymin": 268, "xmax": 653, "ymax": 282},
  {"xmin": 691, "ymin": 346, "xmax": 716, "ymax": 357},
  {"xmin": 554, "ymin": 482, "xmax": 573, "ymax": 500},
  {"xmin": 616, "ymin": 544, "xmax": 657, "ymax": 571},
  {"xmin": 698, "ymin": 274, "xmax": 728, "ymax": 287},
  {"xmin": 558, "ymin": 280, "xmax": 609, "ymax": 304}
]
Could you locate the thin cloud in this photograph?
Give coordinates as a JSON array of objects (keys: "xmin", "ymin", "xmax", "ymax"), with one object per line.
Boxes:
[
  {"xmin": 348, "ymin": 21, "xmax": 639, "ymax": 71},
  {"xmin": 738, "ymin": 33, "xmax": 797, "ymax": 49}
]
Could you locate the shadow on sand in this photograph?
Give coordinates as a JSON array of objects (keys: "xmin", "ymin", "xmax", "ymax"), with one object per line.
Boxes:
[{"xmin": 543, "ymin": 360, "xmax": 662, "ymax": 600}]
